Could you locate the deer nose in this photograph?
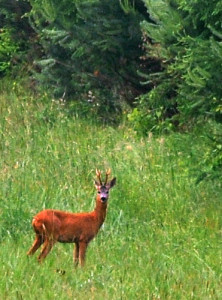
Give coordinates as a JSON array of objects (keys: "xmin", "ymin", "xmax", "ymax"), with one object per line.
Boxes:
[{"xmin": 101, "ymin": 196, "xmax": 107, "ymax": 202}]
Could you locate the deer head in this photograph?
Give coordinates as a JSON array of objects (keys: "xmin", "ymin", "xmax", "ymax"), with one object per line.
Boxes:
[{"xmin": 95, "ymin": 169, "xmax": 116, "ymax": 203}]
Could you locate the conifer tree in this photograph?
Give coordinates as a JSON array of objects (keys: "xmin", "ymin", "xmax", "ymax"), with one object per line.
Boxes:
[
  {"xmin": 130, "ymin": 0, "xmax": 222, "ymax": 131},
  {"xmin": 128, "ymin": 0, "xmax": 222, "ymax": 180},
  {"xmin": 29, "ymin": 0, "xmax": 147, "ymax": 114}
]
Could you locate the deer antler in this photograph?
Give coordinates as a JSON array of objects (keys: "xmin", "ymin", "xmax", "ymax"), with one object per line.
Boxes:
[
  {"xmin": 96, "ymin": 169, "xmax": 103, "ymax": 185},
  {"xmin": 104, "ymin": 168, "xmax": 111, "ymax": 185}
]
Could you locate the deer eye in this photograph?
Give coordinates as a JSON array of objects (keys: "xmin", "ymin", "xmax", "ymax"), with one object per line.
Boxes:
[{"xmin": 97, "ymin": 191, "xmax": 101, "ymax": 194}]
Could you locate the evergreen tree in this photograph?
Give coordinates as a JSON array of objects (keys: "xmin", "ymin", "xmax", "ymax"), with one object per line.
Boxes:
[
  {"xmin": 28, "ymin": 0, "xmax": 147, "ymax": 115},
  {"xmin": 129, "ymin": 0, "xmax": 222, "ymax": 132},
  {"xmin": 128, "ymin": 0, "xmax": 222, "ymax": 181}
]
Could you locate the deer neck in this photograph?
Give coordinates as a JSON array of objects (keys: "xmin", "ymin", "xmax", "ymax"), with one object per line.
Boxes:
[{"xmin": 94, "ymin": 197, "xmax": 108, "ymax": 227}]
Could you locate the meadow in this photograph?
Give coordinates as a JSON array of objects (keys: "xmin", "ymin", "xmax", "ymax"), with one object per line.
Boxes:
[{"xmin": 0, "ymin": 80, "xmax": 221, "ymax": 299}]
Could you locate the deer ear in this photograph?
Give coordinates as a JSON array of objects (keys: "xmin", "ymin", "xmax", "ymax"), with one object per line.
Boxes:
[
  {"xmin": 94, "ymin": 180, "xmax": 100, "ymax": 189},
  {"xmin": 108, "ymin": 177, "xmax": 116, "ymax": 188}
]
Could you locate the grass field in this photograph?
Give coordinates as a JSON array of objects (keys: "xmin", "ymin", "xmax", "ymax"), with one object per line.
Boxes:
[{"xmin": 0, "ymin": 80, "xmax": 221, "ymax": 299}]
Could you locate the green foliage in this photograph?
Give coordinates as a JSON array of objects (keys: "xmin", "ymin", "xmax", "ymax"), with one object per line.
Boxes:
[
  {"xmin": 196, "ymin": 122, "xmax": 222, "ymax": 182},
  {"xmin": 0, "ymin": 0, "xmax": 33, "ymax": 44},
  {"xmin": 0, "ymin": 80, "xmax": 221, "ymax": 299},
  {"xmin": 0, "ymin": 28, "xmax": 18, "ymax": 74},
  {"xmin": 128, "ymin": 0, "xmax": 222, "ymax": 180},
  {"xmin": 28, "ymin": 0, "xmax": 146, "ymax": 112},
  {"xmin": 0, "ymin": 0, "xmax": 38, "ymax": 74},
  {"xmin": 128, "ymin": 82, "xmax": 178, "ymax": 134},
  {"xmin": 1, "ymin": 0, "xmax": 221, "ymax": 182},
  {"xmin": 176, "ymin": 0, "xmax": 222, "ymax": 32},
  {"xmin": 128, "ymin": 0, "xmax": 222, "ymax": 134}
]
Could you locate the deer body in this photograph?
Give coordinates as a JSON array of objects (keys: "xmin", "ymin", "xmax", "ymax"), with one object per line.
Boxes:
[{"xmin": 27, "ymin": 170, "xmax": 116, "ymax": 267}]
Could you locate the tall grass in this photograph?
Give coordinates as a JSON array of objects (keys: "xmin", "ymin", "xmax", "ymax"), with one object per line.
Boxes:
[{"xmin": 0, "ymin": 80, "xmax": 221, "ymax": 299}]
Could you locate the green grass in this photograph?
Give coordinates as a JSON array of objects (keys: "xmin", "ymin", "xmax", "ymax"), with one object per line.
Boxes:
[{"xmin": 0, "ymin": 80, "xmax": 221, "ymax": 299}]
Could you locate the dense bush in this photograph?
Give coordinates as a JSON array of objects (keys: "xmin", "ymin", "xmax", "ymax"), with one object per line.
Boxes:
[
  {"xmin": 27, "ymin": 0, "xmax": 148, "ymax": 116},
  {"xmin": 0, "ymin": 27, "xmax": 18, "ymax": 74},
  {"xmin": 127, "ymin": 0, "xmax": 222, "ymax": 180},
  {"xmin": 196, "ymin": 122, "xmax": 222, "ymax": 182},
  {"xmin": 128, "ymin": 0, "xmax": 222, "ymax": 133},
  {"xmin": 0, "ymin": 0, "xmax": 38, "ymax": 74}
]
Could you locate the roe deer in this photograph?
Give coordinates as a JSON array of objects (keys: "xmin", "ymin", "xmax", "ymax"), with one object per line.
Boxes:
[{"xmin": 27, "ymin": 169, "xmax": 116, "ymax": 267}]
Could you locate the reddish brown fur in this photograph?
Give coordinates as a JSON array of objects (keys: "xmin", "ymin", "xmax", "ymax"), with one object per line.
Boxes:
[{"xmin": 27, "ymin": 170, "xmax": 116, "ymax": 267}]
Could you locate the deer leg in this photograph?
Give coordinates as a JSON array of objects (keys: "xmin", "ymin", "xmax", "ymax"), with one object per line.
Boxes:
[
  {"xmin": 38, "ymin": 238, "xmax": 55, "ymax": 262},
  {"xmin": 79, "ymin": 242, "xmax": 88, "ymax": 267},
  {"xmin": 27, "ymin": 234, "xmax": 44, "ymax": 256},
  {"xmin": 73, "ymin": 242, "xmax": 79, "ymax": 267}
]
